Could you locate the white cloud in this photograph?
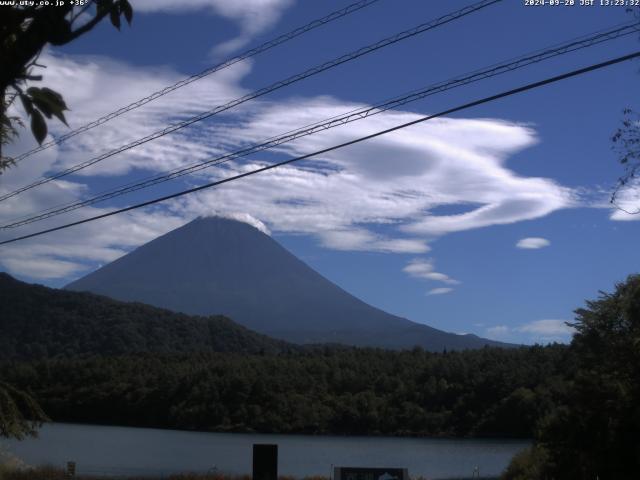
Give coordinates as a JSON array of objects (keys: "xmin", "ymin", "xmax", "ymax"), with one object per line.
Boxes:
[
  {"xmin": 486, "ymin": 325, "xmax": 510, "ymax": 337},
  {"xmin": 16, "ymin": 51, "xmax": 250, "ymax": 176},
  {"xmin": 132, "ymin": 0, "xmax": 294, "ymax": 55},
  {"xmin": 214, "ymin": 97, "xmax": 575, "ymax": 239},
  {"xmin": 518, "ymin": 319, "xmax": 574, "ymax": 336},
  {"xmin": 403, "ymin": 258, "xmax": 459, "ymax": 285},
  {"xmin": 2, "ymin": 256, "xmax": 86, "ymax": 280},
  {"xmin": 0, "ymin": 206, "xmax": 187, "ymax": 282},
  {"xmin": 516, "ymin": 237, "xmax": 550, "ymax": 249},
  {"xmin": 609, "ymin": 179, "xmax": 640, "ymax": 221},
  {"xmin": 318, "ymin": 228, "xmax": 428, "ymax": 253},
  {"xmin": 484, "ymin": 319, "xmax": 575, "ymax": 345},
  {"xmin": 0, "ymin": 52, "xmax": 580, "ymax": 280},
  {"xmin": 427, "ymin": 287, "xmax": 453, "ymax": 296},
  {"xmin": 204, "ymin": 212, "xmax": 271, "ymax": 235}
]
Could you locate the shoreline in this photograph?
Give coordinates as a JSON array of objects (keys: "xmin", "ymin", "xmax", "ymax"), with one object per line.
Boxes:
[
  {"xmin": 0, "ymin": 466, "xmax": 500, "ymax": 480},
  {"xmin": 36, "ymin": 422, "xmax": 532, "ymax": 443}
]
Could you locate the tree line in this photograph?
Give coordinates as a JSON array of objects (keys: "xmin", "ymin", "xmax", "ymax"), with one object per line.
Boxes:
[{"xmin": 0, "ymin": 345, "xmax": 570, "ymax": 438}]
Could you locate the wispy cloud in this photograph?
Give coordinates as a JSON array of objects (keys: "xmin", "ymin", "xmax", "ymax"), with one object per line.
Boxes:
[
  {"xmin": 203, "ymin": 212, "xmax": 271, "ymax": 235},
  {"xmin": 132, "ymin": 0, "xmax": 295, "ymax": 55},
  {"xmin": 0, "ymin": 52, "xmax": 584, "ymax": 281},
  {"xmin": 403, "ymin": 258, "xmax": 459, "ymax": 285},
  {"xmin": 485, "ymin": 319, "xmax": 575, "ymax": 344},
  {"xmin": 609, "ymin": 178, "xmax": 640, "ymax": 221},
  {"xmin": 519, "ymin": 319, "xmax": 574, "ymax": 336},
  {"xmin": 516, "ymin": 237, "xmax": 550, "ymax": 249},
  {"xmin": 486, "ymin": 325, "xmax": 510, "ymax": 337},
  {"xmin": 427, "ymin": 287, "xmax": 453, "ymax": 296}
]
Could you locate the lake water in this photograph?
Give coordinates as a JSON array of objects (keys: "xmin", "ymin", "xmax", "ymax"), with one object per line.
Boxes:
[{"xmin": 2, "ymin": 423, "xmax": 529, "ymax": 479}]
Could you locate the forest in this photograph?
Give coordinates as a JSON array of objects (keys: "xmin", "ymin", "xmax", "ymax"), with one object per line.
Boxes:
[
  {"xmin": 1, "ymin": 273, "xmax": 638, "ymax": 479},
  {"xmin": 0, "ymin": 344, "xmax": 570, "ymax": 438},
  {"xmin": 0, "ymin": 273, "xmax": 292, "ymax": 359}
]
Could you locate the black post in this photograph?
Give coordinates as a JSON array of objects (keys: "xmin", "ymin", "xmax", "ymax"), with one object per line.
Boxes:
[{"xmin": 253, "ymin": 444, "xmax": 278, "ymax": 480}]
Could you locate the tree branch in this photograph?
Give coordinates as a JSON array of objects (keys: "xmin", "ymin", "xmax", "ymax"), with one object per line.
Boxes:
[{"xmin": 65, "ymin": 7, "xmax": 112, "ymax": 42}]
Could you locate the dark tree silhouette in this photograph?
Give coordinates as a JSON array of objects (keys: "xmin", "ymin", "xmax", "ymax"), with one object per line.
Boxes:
[
  {"xmin": 0, "ymin": 0, "xmax": 133, "ymax": 172},
  {"xmin": 503, "ymin": 275, "xmax": 640, "ymax": 480},
  {"xmin": 611, "ymin": 109, "xmax": 640, "ymax": 214},
  {"xmin": 0, "ymin": 381, "xmax": 48, "ymax": 439},
  {"xmin": 610, "ymin": 7, "xmax": 640, "ymax": 213}
]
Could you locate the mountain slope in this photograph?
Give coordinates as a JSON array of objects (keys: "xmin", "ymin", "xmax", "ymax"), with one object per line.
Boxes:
[
  {"xmin": 0, "ymin": 272, "xmax": 292, "ymax": 360},
  {"xmin": 66, "ymin": 216, "xmax": 508, "ymax": 351}
]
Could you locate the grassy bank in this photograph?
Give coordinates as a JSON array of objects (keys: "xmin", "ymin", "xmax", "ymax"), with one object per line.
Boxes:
[
  {"xmin": 0, "ymin": 467, "xmax": 245, "ymax": 480},
  {"xmin": 0, "ymin": 466, "xmax": 498, "ymax": 480}
]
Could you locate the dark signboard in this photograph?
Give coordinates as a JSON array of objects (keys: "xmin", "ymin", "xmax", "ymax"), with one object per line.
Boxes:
[
  {"xmin": 334, "ymin": 467, "xmax": 409, "ymax": 480},
  {"xmin": 253, "ymin": 444, "xmax": 278, "ymax": 480}
]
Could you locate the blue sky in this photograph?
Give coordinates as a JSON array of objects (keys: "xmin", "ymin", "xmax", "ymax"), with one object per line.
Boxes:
[{"xmin": 1, "ymin": 0, "xmax": 639, "ymax": 344}]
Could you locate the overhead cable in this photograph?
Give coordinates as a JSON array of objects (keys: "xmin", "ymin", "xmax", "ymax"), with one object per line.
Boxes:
[
  {"xmin": 2, "ymin": 21, "xmax": 637, "ymax": 229},
  {"xmin": 0, "ymin": 0, "xmax": 502, "ymax": 203},
  {"xmin": 1, "ymin": 50, "xmax": 638, "ymax": 246},
  {"xmin": 11, "ymin": 0, "xmax": 383, "ymax": 163}
]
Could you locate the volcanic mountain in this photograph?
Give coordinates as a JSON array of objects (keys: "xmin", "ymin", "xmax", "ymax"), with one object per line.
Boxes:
[{"xmin": 66, "ymin": 216, "xmax": 507, "ymax": 350}]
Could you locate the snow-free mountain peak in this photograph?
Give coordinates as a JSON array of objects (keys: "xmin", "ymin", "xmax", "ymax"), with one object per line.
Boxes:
[{"xmin": 67, "ymin": 216, "xmax": 508, "ymax": 350}]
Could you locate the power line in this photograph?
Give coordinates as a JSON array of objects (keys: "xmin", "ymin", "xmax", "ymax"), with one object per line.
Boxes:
[
  {"xmin": 2, "ymin": 21, "xmax": 637, "ymax": 229},
  {"xmin": 10, "ymin": 0, "xmax": 383, "ymax": 164},
  {"xmin": 1, "ymin": 50, "xmax": 637, "ymax": 247},
  {"xmin": 0, "ymin": 0, "xmax": 503, "ymax": 203}
]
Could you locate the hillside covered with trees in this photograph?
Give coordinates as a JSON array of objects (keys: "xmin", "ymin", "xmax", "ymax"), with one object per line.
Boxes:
[
  {"xmin": 0, "ymin": 273, "xmax": 292, "ymax": 359},
  {"xmin": 0, "ymin": 345, "xmax": 571, "ymax": 438},
  {"xmin": 1, "ymin": 272, "xmax": 638, "ymax": 479}
]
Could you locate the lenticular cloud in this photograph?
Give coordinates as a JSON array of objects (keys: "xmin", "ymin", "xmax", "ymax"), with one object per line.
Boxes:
[{"xmin": 0, "ymin": 54, "xmax": 577, "ymax": 280}]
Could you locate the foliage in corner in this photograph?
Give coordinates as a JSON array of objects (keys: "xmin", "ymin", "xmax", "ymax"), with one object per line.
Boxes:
[
  {"xmin": 502, "ymin": 274, "xmax": 640, "ymax": 480},
  {"xmin": 0, "ymin": 0, "xmax": 134, "ymax": 441},
  {"xmin": 611, "ymin": 109, "xmax": 640, "ymax": 214},
  {"xmin": 0, "ymin": 0, "xmax": 133, "ymax": 173},
  {"xmin": 0, "ymin": 381, "xmax": 49, "ymax": 440}
]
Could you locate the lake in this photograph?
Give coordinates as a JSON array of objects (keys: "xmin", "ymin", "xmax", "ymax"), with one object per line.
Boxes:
[{"xmin": 2, "ymin": 423, "xmax": 529, "ymax": 479}]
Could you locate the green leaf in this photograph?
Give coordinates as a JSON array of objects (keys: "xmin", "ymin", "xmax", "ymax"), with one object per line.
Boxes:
[
  {"xmin": 110, "ymin": 7, "xmax": 121, "ymax": 30},
  {"xmin": 51, "ymin": 109, "xmax": 68, "ymax": 127},
  {"xmin": 96, "ymin": 0, "xmax": 113, "ymax": 15},
  {"xmin": 19, "ymin": 94, "xmax": 34, "ymax": 115},
  {"xmin": 31, "ymin": 97, "xmax": 54, "ymax": 119},
  {"xmin": 27, "ymin": 87, "xmax": 69, "ymax": 126},
  {"xmin": 40, "ymin": 88, "xmax": 68, "ymax": 111},
  {"xmin": 1, "ymin": 115, "xmax": 12, "ymax": 129},
  {"xmin": 121, "ymin": 0, "xmax": 133, "ymax": 25},
  {"xmin": 30, "ymin": 110, "xmax": 47, "ymax": 145}
]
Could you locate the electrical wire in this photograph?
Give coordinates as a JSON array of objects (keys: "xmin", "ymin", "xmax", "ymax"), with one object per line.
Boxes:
[
  {"xmin": 0, "ymin": 0, "xmax": 503, "ymax": 203},
  {"xmin": 1, "ymin": 50, "xmax": 637, "ymax": 246},
  {"xmin": 2, "ymin": 21, "xmax": 637, "ymax": 229},
  {"xmin": 10, "ymin": 0, "xmax": 383, "ymax": 163}
]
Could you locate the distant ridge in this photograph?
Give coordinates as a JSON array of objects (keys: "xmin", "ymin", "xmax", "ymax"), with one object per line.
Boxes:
[
  {"xmin": 67, "ymin": 216, "xmax": 510, "ymax": 351},
  {"xmin": 0, "ymin": 272, "xmax": 292, "ymax": 360}
]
